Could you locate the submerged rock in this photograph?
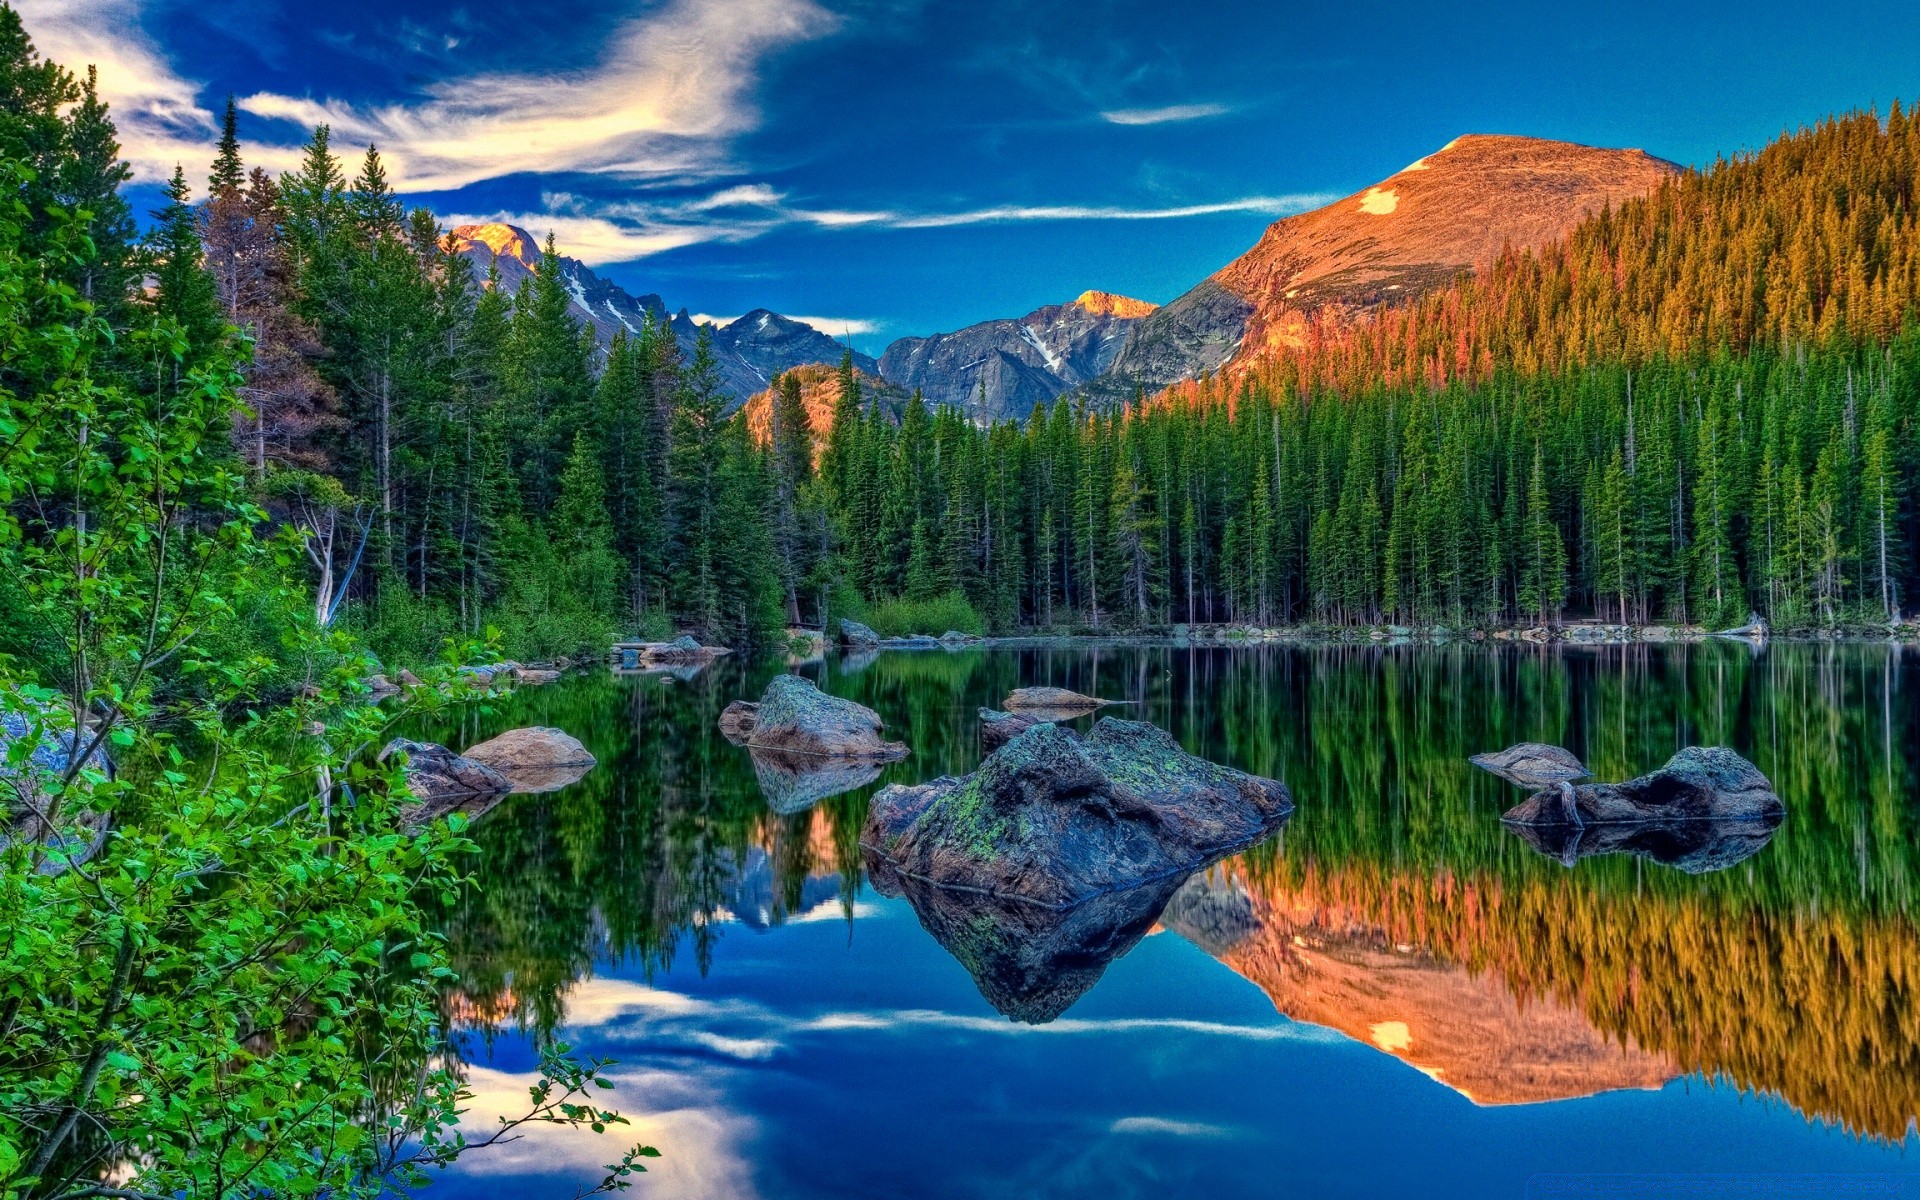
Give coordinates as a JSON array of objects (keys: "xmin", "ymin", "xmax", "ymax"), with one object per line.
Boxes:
[
  {"xmin": 1501, "ymin": 747, "xmax": 1784, "ymax": 827},
  {"xmin": 380, "ymin": 738, "xmax": 513, "ymax": 823},
  {"xmin": 1002, "ymin": 686, "xmax": 1115, "ymax": 715},
  {"xmin": 740, "ymin": 674, "xmax": 907, "ymax": 760},
  {"xmin": 881, "ymin": 634, "xmax": 941, "ymax": 649},
  {"xmin": 749, "ymin": 748, "xmax": 886, "ymax": 814},
  {"xmin": 838, "ymin": 618, "xmax": 880, "ymax": 648},
  {"xmin": 863, "ymin": 718, "xmax": 1292, "ymax": 908},
  {"xmin": 978, "ymin": 707, "xmax": 1041, "ymax": 750},
  {"xmin": 462, "ymin": 727, "xmax": 597, "ymax": 794}
]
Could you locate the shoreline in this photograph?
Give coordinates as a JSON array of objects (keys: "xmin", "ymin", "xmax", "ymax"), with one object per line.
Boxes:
[{"xmin": 826, "ymin": 622, "xmax": 1920, "ymax": 651}]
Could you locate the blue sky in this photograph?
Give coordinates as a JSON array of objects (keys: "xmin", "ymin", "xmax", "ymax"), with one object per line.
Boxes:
[{"xmin": 24, "ymin": 0, "xmax": 1920, "ymax": 350}]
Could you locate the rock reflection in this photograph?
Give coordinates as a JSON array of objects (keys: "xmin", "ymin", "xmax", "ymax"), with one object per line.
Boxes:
[
  {"xmin": 747, "ymin": 749, "xmax": 885, "ymax": 815},
  {"xmin": 866, "ymin": 849, "xmax": 1221, "ymax": 1024},
  {"xmin": 1505, "ymin": 813, "xmax": 1783, "ymax": 872}
]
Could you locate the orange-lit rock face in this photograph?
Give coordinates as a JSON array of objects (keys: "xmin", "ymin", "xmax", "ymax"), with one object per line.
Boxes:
[
  {"xmin": 1170, "ymin": 869, "xmax": 1678, "ymax": 1106},
  {"xmin": 1215, "ymin": 134, "xmax": 1679, "ymax": 364},
  {"xmin": 1074, "ymin": 290, "xmax": 1158, "ymax": 319},
  {"xmin": 444, "ymin": 222, "xmax": 542, "ymax": 272}
]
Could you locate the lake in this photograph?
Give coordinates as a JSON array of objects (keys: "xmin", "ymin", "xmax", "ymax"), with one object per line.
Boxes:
[{"xmin": 416, "ymin": 641, "xmax": 1920, "ymax": 1199}]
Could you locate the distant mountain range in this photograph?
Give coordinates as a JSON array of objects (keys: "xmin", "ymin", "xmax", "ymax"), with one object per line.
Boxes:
[
  {"xmin": 443, "ymin": 224, "xmax": 879, "ymax": 406},
  {"xmin": 451, "ymin": 134, "xmax": 1679, "ymax": 417}
]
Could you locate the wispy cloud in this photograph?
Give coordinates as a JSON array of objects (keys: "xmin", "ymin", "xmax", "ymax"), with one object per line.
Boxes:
[
  {"xmin": 23, "ymin": 0, "xmax": 833, "ymax": 191},
  {"xmin": 1109, "ymin": 1116, "xmax": 1235, "ymax": 1138},
  {"xmin": 1101, "ymin": 103, "xmax": 1230, "ymax": 125},
  {"xmin": 239, "ymin": 0, "xmax": 836, "ymax": 192},
  {"xmin": 16, "ymin": 0, "xmax": 239, "ymax": 183},
  {"xmin": 465, "ymin": 187, "xmax": 1334, "ymax": 266}
]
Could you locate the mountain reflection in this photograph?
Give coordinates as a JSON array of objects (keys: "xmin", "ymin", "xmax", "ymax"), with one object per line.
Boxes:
[{"xmin": 412, "ymin": 641, "xmax": 1920, "ymax": 1142}]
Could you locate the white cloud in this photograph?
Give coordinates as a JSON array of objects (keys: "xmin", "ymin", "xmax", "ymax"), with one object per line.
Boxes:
[
  {"xmin": 488, "ymin": 187, "xmax": 1337, "ymax": 267},
  {"xmin": 15, "ymin": 0, "xmax": 246, "ymax": 183},
  {"xmin": 239, "ymin": 0, "xmax": 836, "ymax": 192},
  {"xmin": 1109, "ymin": 1116, "xmax": 1234, "ymax": 1138},
  {"xmin": 1101, "ymin": 103, "xmax": 1230, "ymax": 126}
]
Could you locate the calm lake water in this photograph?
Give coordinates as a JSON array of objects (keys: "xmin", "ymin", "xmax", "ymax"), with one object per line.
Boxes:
[{"xmin": 417, "ymin": 642, "xmax": 1920, "ymax": 1199}]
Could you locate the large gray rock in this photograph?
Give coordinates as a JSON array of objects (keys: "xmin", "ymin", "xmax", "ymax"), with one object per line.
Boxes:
[
  {"xmin": 742, "ymin": 674, "xmax": 907, "ymax": 760},
  {"xmin": 838, "ymin": 618, "xmax": 880, "ymax": 648},
  {"xmin": 462, "ymin": 727, "xmax": 597, "ymax": 794},
  {"xmin": 380, "ymin": 739, "xmax": 513, "ymax": 823},
  {"xmin": 1502, "ymin": 747, "xmax": 1784, "ymax": 827},
  {"xmin": 863, "ymin": 718, "xmax": 1292, "ymax": 908}
]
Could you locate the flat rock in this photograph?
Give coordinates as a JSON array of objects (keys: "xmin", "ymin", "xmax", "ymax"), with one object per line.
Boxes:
[
  {"xmin": 863, "ymin": 718, "xmax": 1292, "ymax": 908},
  {"xmin": 463, "ymin": 726, "xmax": 597, "ymax": 794},
  {"xmin": 1502, "ymin": 747, "xmax": 1783, "ymax": 827},
  {"xmin": 1469, "ymin": 742, "xmax": 1589, "ymax": 788},
  {"xmin": 513, "ymin": 667, "xmax": 562, "ymax": 685},
  {"xmin": 641, "ymin": 635, "xmax": 730, "ymax": 665},
  {"xmin": 742, "ymin": 674, "xmax": 907, "ymax": 760},
  {"xmin": 1002, "ymin": 686, "xmax": 1114, "ymax": 714}
]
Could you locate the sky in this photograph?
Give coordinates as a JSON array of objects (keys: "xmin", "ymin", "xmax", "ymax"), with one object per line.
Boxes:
[{"xmin": 18, "ymin": 0, "xmax": 1920, "ymax": 351}]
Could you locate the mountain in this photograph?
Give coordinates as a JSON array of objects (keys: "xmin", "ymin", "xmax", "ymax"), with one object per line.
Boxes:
[
  {"xmin": 877, "ymin": 290, "xmax": 1157, "ymax": 422},
  {"xmin": 442, "ymin": 223, "xmax": 876, "ymax": 408},
  {"xmin": 1088, "ymin": 134, "xmax": 1681, "ymax": 400},
  {"xmin": 738, "ymin": 361, "xmax": 910, "ymax": 457}
]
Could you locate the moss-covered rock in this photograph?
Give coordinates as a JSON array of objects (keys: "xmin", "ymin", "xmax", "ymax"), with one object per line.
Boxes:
[
  {"xmin": 863, "ymin": 717, "xmax": 1292, "ymax": 908},
  {"xmin": 743, "ymin": 674, "xmax": 907, "ymax": 760}
]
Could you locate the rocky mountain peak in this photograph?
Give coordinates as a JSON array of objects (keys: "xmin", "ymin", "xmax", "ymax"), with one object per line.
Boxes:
[
  {"xmin": 1088, "ymin": 134, "xmax": 1680, "ymax": 401},
  {"xmin": 1073, "ymin": 290, "xmax": 1157, "ymax": 319}
]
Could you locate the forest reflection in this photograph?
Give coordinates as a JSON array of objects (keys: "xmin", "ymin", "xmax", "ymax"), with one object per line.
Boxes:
[{"xmin": 418, "ymin": 641, "xmax": 1920, "ymax": 1141}]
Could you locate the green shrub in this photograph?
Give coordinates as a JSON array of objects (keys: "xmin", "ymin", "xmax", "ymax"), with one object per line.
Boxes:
[{"xmin": 861, "ymin": 591, "xmax": 985, "ymax": 638}]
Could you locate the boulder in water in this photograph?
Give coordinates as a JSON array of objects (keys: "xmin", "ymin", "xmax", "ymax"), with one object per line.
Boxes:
[
  {"xmin": 838, "ymin": 618, "xmax": 880, "ymax": 648},
  {"xmin": 940, "ymin": 630, "xmax": 981, "ymax": 647},
  {"xmin": 1002, "ymin": 686, "xmax": 1115, "ymax": 715},
  {"xmin": 380, "ymin": 739, "xmax": 513, "ymax": 822},
  {"xmin": 863, "ymin": 718, "xmax": 1292, "ymax": 908},
  {"xmin": 741, "ymin": 674, "xmax": 907, "ymax": 760},
  {"xmin": 638, "ymin": 636, "xmax": 730, "ymax": 665},
  {"xmin": 512, "ymin": 667, "xmax": 562, "ymax": 685},
  {"xmin": 462, "ymin": 726, "xmax": 597, "ymax": 794},
  {"xmin": 1502, "ymin": 747, "xmax": 1783, "ymax": 827}
]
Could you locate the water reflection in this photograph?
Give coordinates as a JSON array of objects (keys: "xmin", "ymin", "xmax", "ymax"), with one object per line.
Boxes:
[{"xmin": 412, "ymin": 641, "xmax": 1920, "ymax": 1150}]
